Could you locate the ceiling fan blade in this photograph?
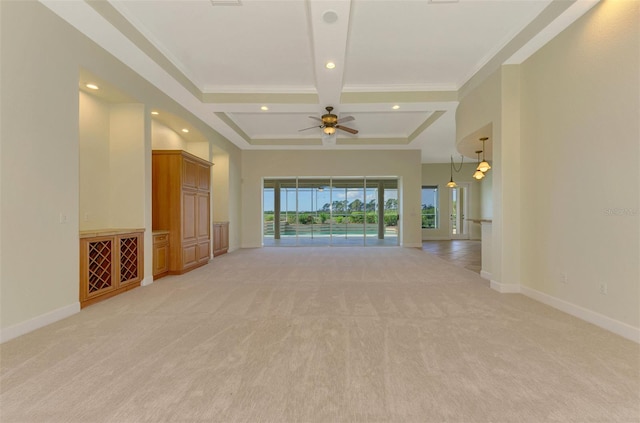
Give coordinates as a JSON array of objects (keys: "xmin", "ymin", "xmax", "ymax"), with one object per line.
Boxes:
[
  {"xmin": 308, "ymin": 116, "xmax": 323, "ymax": 122},
  {"xmin": 336, "ymin": 125, "xmax": 358, "ymax": 134},
  {"xmin": 337, "ymin": 116, "xmax": 355, "ymax": 124},
  {"xmin": 298, "ymin": 125, "xmax": 322, "ymax": 132}
]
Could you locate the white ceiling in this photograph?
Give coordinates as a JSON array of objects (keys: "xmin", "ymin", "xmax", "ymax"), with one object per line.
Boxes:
[{"xmin": 45, "ymin": 0, "xmax": 599, "ymax": 163}]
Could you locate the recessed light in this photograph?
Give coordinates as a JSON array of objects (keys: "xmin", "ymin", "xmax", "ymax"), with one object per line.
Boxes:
[
  {"xmin": 181, "ymin": 128, "xmax": 189, "ymax": 133},
  {"xmin": 261, "ymin": 106, "xmax": 269, "ymax": 111},
  {"xmin": 392, "ymin": 105, "xmax": 400, "ymax": 110},
  {"xmin": 85, "ymin": 83, "xmax": 99, "ymax": 90},
  {"xmin": 151, "ymin": 111, "xmax": 159, "ymax": 115},
  {"xmin": 322, "ymin": 10, "xmax": 339, "ymax": 24},
  {"xmin": 325, "ymin": 62, "xmax": 336, "ymax": 69}
]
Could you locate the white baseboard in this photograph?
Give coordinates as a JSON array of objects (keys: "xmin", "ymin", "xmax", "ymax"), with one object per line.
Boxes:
[
  {"xmin": 403, "ymin": 242, "xmax": 423, "ymax": 248},
  {"xmin": 520, "ymin": 286, "xmax": 640, "ymax": 344},
  {"xmin": 140, "ymin": 276, "xmax": 153, "ymax": 287},
  {"xmin": 0, "ymin": 302, "xmax": 80, "ymax": 344},
  {"xmin": 480, "ymin": 270, "xmax": 492, "ymax": 280},
  {"xmin": 490, "ymin": 280, "xmax": 521, "ymax": 293}
]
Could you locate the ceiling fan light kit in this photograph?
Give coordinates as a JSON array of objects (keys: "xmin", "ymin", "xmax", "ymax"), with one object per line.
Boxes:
[{"xmin": 323, "ymin": 126, "xmax": 336, "ymax": 135}]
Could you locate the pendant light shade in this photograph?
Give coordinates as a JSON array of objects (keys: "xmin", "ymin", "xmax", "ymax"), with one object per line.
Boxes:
[{"xmin": 477, "ymin": 160, "xmax": 491, "ymax": 173}]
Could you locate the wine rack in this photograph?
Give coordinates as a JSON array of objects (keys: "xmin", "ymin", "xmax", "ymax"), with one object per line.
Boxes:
[
  {"xmin": 80, "ymin": 229, "xmax": 144, "ymax": 308},
  {"xmin": 88, "ymin": 239, "xmax": 113, "ymax": 294},
  {"xmin": 119, "ymin": 236, "xmax": 139, "ymax": 283}
]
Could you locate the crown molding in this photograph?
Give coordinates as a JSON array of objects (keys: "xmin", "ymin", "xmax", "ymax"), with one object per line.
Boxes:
[
  {"xmin": 343, "ymin": 83, "xmax": 458, "ymax": 93},
  {"xmin": 202, "ymin": 85, "xmax": 318, "ymax": 94}
]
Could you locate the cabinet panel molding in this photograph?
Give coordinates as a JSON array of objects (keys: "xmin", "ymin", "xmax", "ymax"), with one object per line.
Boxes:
[{"xmin": 182, "ymin": 192, "xmax": 197, "ymax": 242}]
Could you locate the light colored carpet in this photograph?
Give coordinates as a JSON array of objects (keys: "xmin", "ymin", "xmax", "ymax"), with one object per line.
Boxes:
[{"xmin": 1, "ymin": 247, "xmax": 638, "ymax": 423}]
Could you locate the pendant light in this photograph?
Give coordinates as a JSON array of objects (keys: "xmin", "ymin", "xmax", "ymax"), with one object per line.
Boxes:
[
  {"xmin": 477, "ymin": 137, "xmax": 491, "ymax": 173},
  {"xmin": 448, "ymin": 155, "xmax": 463, "ymax": 188},
  {"xmin": 473, "ymin": 150, "xmax": 485, "ymax": 180}
]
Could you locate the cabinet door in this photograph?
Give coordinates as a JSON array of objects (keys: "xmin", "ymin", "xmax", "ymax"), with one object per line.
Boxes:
[
  {"xmin": 197, "ymin": 193, "xmax": 210, "ymax": 240},
  {"xmin": 213, "ymin": 224, "xmax": 222, "ymax": 253},
  {"xmin": 197, "ymin": 163, "xmax": 210, "ymax": 191},
  {"xmin": 81, "ymin": 237, "xmax": 116, "ymax": 300},
  {"xmin": 197, "ymin": 240, "xmax": 211, "ymax": 263},
  {"xmin": 182, "ymin": 158, "xmax": 198, "ymax": 189},
  {"xmin": 221, "ymin": 223, "xmax": 229, "ymax": 250},
  {"xmin": 119, "ymin": 233, "xmax": 142, "ymax": 286},
  {"xmin": 153, "ymin": 243, "xmax": 169, "ymax": 276},
  {"xmin": 182, "ymin": 191, "xmax": 197, "ymax": 242},
  {"xmin": 182, "ymin": 244, "xmax": 198, "ymax": 268}
]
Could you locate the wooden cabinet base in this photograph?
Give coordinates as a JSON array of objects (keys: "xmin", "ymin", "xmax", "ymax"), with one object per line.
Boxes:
[
  {"xmin": 80, "ymin": 282, "xmax": 140, "ymax": 309},
  {"xmin": 80, "ymin": 229, "xmax": 144, "ymax": 308},
  {"xmin": 168, "ymin": 259, "xmax": 209, "ymax": 276}
]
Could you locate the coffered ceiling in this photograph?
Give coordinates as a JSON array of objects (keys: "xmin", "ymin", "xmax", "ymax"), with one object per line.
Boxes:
[{"xmin": 44, "ymin": 0, "xmax": 598, "ymax": 162}]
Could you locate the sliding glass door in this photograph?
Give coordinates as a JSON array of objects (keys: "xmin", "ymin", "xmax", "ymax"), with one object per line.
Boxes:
[
  {"xmin": 297, "ymin": 179, "xmax": 331, "ymax": 246},
  {"xmin": 263, "ymin": 177, "xmax": 399, "ymax": 247}
]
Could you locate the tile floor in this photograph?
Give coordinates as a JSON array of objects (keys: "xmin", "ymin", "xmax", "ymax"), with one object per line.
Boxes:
[{"xmin": 421, "ymin": 239, "xmax": 481, "ymax": 273}]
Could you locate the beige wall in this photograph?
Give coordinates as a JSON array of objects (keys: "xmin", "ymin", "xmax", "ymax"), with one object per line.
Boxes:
[
  {"xmin": 456, "ymin": 68, "xmax": 506, "ymax": 286},
  {"xmin": 227, "ymin": 147, "xmax": 242, "ymax": 252},
  {"xmin": 241, "ymin": 150, "xmax": 422, "ymax": 248},
  {"xmin": 0, "ymin": 1, "xmax": 241, "ymax": 338},
  {"xmin": 79, "ymin": 92, "xmax": 111, "ymax": 230},
  {"xmin": 421, "ymin": 163, "xmax": 483, "ymax": 240},
  {"xmin": 480, "ymin": 168, "xmax": 493, "ymax": 219},
  {"xmin": 109, "ymin": 103, "xmax": 146, "ymax": 228},
  {"xmin": 185, "ymin": 142, "xmax": 211, "ymax": 163},
  {"xmin": 151, "ymin": 120, "xmax": 188, "ymax": 151},
  {"xmin": 79, "ymin": 95, "xmax": 146, "ymax": 230},
  {"xmin": 499, "ymin": 65, "xmax": 522, "ymax": 291},
  {"xmin": 1, "ymin": 1, "xmax": 82, "ymax": 334},
  {"xmin": 212, "ymin": 153, "xmax": 230, "ymax": 222},
  {"xmin": 456, "ymin": 0, "xmax": 639, "ymax": 335},
  {"xmin": 519, "ymin": 0, "xmax": 639, "ymax": 328}
]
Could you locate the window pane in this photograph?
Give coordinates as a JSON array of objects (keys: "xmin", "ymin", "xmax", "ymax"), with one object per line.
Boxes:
[{"xmin": 421, "ymin": 186, "xmax": 438, "ymax": 229}]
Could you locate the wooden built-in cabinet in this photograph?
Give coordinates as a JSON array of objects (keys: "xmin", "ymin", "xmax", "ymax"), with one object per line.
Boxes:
[
  {"xmin": 152, "ymin": 150, "xmax": 212, "ymax": 275},
  {"xmin": 153, "ymin": 231, "xmax": 170, "ymax": 280},
  {"xmin": 79, "ymin": 229, "xmax": 144, "ymax": 308},
  {"xmin": 213, "ymin": 222, "xmax": 229, "ymax": 257}
]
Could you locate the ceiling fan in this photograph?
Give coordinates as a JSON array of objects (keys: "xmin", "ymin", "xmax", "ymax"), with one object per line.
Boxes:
[{"xmin": 299, "ymin": 106, "xmax": 358, "ymax": 135}]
